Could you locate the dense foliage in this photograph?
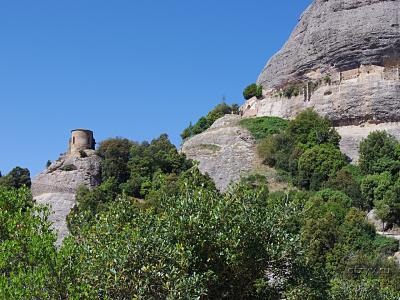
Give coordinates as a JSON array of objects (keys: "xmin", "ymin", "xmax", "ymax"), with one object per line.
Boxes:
[
  {"xmin": 255, "ymin": 110, "xmax": 400, "ymax": 228},
  {"xmin": 257, "ymin": 109, "xmax": 344, "ymax": 189},
  {"xmin": 181, "ymin": 103, "xmax": 239, "ymax": 140},
  {"xmin": 3, "ymin": 176, "xmax": 399, "ymax": 298},
  {"xmin": 2, "ymin": 109, "xmax": 400, "ymax": 299}
]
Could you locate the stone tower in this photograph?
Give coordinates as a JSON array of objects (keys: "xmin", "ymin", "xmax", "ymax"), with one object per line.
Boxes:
[{"xmin": 68, "ymin": 129, "xmax": 95, "ymax": 154}]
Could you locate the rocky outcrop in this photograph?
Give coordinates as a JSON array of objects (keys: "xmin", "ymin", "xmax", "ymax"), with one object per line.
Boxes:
[
  {"xmin": 32, "ymin": 149, "xmax": 102, "ymax": 245},
  {"xmin": 257, "ymin": 0, "xmax": 400, "ymax": 90},
  {"xmin": 181, "ymin": 115, "xmax": 257, "ymax": 191},
  {"xmin": 241, "ymin": 0, "xmax": 400, "ymax": 162}
]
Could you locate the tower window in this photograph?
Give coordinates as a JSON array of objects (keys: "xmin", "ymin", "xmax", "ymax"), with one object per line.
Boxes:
[{"xmin": 73, "ymin": 137, "xmax": 75, "ymax": 144}]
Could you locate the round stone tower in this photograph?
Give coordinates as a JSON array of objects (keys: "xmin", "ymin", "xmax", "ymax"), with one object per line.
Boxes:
[{"xmin": 68, "ymin": 129, "xmax": 95, "ymax": 154}]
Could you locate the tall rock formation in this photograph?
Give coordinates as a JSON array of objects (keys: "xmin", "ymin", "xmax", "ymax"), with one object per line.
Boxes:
[
  {"xmin": 257, "ymin": 0, "xmax": 400, "ymax": 91},
  {"xmin": 241, "ymin": 0, "xmax": 400, "ymax": 161},
  {"xmin": 31, "ymin": 130, "xmax": 101, "ymax": 245}
]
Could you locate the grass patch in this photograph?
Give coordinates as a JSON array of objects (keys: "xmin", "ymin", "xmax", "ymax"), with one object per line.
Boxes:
[{"xmin": 239, "ymin": 116, "xmax": 288, "ymax": 140}]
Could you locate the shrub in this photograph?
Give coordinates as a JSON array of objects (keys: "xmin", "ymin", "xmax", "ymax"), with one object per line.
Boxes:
[{"xmin": 243, "ymin": 83, "xmax": 262, "ymax": 100}]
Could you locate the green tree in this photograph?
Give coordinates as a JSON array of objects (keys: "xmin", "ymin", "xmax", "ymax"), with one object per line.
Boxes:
[
  {"xmin": 324, "ymin": 167, "xmax": 363, "ymax": 209},
  {"xmin": 0, "ymin": 187, "xmax": 62, "ymax": 298},
  {"xmin": 97, "ymin": 138, "xmax": 135, "ymax": 184},
  {"xmin": 286, "ymin": 109, "xmax": 340, "ymax": 148},
  {"xmin": 0, "ymin": 167, "xmax": 31, "ymax": 189},
  {"xmin": 359, "ymin": 131, "xmax": 400, "ymax": 175},
  {"xmin": 360, "ymin": 172, "xmax": 392, "ymax": 212},
  {"xmin": 298, "ymin": 144, "xmax": 347, "ymax": 190}
]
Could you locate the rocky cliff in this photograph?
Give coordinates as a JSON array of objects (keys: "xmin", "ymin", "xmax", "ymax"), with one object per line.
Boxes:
[
  {"xmin": 32, "ymin": 149, "xmax": 101, "ymax": 244},
  {"xmin": 241, "ymin": 0, "xmax": 400, "ymax": 160},
  {"xmin": 257, "ymin": 0, "xmax": 399, "ymax": 91}
]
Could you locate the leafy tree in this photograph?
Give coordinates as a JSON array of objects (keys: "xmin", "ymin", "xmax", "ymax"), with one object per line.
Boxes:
[
  {"xmin": 243, "ymin": 83, "xmax": 263, "ymax": 100},
  {"xmin": 286, "ymin": 109, "xmax": 340, "ymax": 148},
  {"xmin": 97, "ymin": 138, "xmax": 135, "ymax": 184},
  {"xmin": 297, "ymin": 144, "xmax": 347, "ymax": 190},
  {"xmin": 360, "ymin": 172, "xmax": 392, "ymax": 213},
  {"xmin": 324, "ymin": 167, "xmax": 363, "ymax": 209},
  {"xmin": 256, "ymin": 109, "xmax": 344, "ymax": 189},
  {"xmin": 64, "ymin": 172, "xmax": 306, "ymax": 299},
  {"xmin": 0, "ymin": 167, "xmax": 31, "ymax": 189},
  {"xmin": 0, "ymin": 187, "xmax": 61, "ymax": 298},
  {"xmin": 359, "ymin": 131, "xmax": 400, "ymax": 175}
]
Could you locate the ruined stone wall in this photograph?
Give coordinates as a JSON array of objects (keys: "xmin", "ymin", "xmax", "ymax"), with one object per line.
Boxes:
[{"xmin": 241, "ymin": 65, "xmax": 400, "ymax": 125}]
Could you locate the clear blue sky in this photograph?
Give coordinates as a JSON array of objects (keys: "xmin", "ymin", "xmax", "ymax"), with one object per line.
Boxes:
[{"xmin": 0, "ymin": 0, "xmax": 311, "ymax": 176}]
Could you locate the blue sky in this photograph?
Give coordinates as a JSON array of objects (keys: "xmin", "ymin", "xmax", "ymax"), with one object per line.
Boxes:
[{"xmin": 0, "ymin": 0, "xmax": 311, "ymax": 176}]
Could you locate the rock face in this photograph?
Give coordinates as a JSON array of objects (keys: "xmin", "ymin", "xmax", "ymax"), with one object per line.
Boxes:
[
  {"xmin": 32, "ymin": 149, "xmax": 102, "ymax": 245},
  {"xmin": 337, "ymin": 122, "xmax": 400, "ymax": 162},
  {"xmin": 181, "ymin": 115, "xmax": 257, "ymax": 191},
  {"xmin": 241, "ymin": 0, "xmax": 400, "ymax": 160},
  {"xmin": 257, "ymin": 0, "xmax": 400, "ymax": 91}
]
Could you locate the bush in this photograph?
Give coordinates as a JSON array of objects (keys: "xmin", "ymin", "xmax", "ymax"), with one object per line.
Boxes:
[{"xmin": 243, "ymin": 83, "xmax": 262, "ymax": 100}]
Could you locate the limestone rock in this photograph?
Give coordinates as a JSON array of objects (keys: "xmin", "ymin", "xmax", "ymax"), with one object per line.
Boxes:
[
  {"xmin": 181, "ymin": 115, "xmax": 257, "ymax": 191},
  {"xmin": 31, "ymin": 149, "xmax": 102, "ymax": 244},
  {"xmin": 241, "ymin": 0, "xmax": 400, "ymax": 162},
  {"xmin": 257, "ymin": 0, "xmax": 400, "ymax": 90}
]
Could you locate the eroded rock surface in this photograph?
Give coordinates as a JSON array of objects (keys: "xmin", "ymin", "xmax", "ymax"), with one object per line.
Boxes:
[
  {"xmin": 32, "ymin": 149, "xmax": 102, "ymax": 244},
  {"xmin": 257, "ymin": 0, "xmax": 400, "ymax": 90},
  {"xmin": 241, "ymin": 0, "xmax": 400, "ymax": 163},
  {"xmin": 181, "ymin": 115, "xmax": 257, "ymax": 191}
]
